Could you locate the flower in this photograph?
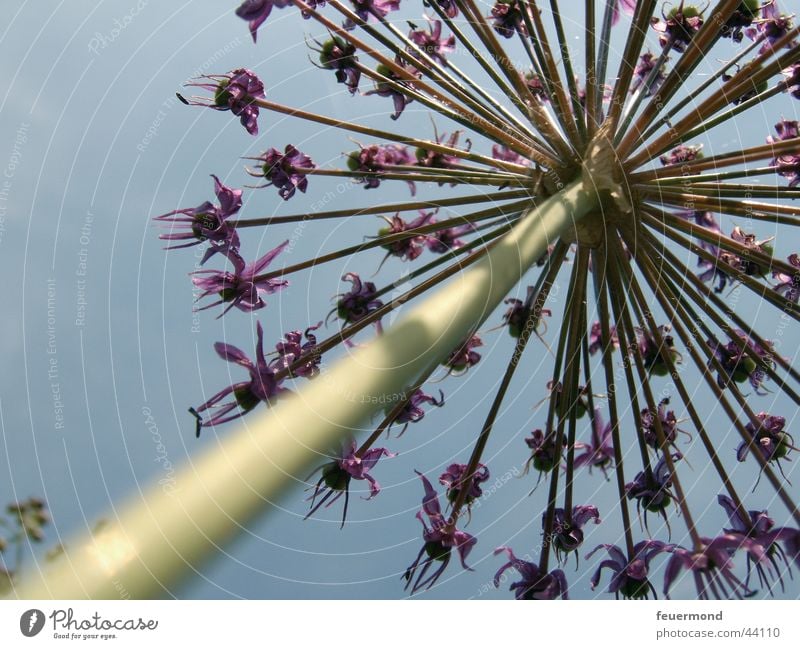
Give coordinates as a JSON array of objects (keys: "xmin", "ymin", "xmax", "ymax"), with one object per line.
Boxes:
[
  {"xmin": 347, "ymin": 143, "xmax": 415, "ymax": 192},
  {"xmin": 738, "ymin": 412, "xmax": 794, "ymax": 467},
  {"xmin": 574, "ymin": 408, "xmax": 615, "ymax": 478},
  {"xmin": 191, "ymin": 243, "xmax": 289, "ymax": 316},
  {"xmin": 439, "ymin": 463, "xmax": 489, "ymax": 507},
  {"xmin": 719, "ymin": 0, "xmax": 760, "ymax": 42},
  {"xmin": 707, "ymin": 331, "xmax": 776, "ymax": 394},
  {"xmin": 344, "ymin": 0, "xmax": 401, "ymax": 29},
  {"xmin": 414, "ymin": 129, "xmax": 468, "ymax": 182},
  {"xmin": 651, "ymin": 3, "xmax": 705, "ymax": 52},
  {"xmin": 640, "ymin": 398, "xmax": 686, "ymax": 450},
  {"xmin": 235, "ymin": 0, "xmax": 291, "ymax": 42},
  {"xmin": 626, "ymin": 453, "xmax": 682, "ymax": 531},
  {"xmin": 548, "ymin": 505, "xmax": 601, "ymax": 563},
  {"xmin": 332, "ymin": 272, "xmax": 384, "ymax": 328},
  {"xmin": 255, "ymin": 145, "xmax": 316, "ymax": 200},
  {"xmin": 772, "ymin": 253, "xmax": 800, "ymax": 303},
  {"xmin": 717, "ymin": 494, "xmax": 794, "ymax": 594},
  {"xmin": 403, "ymin": 472, "xmax": 477, "ymax": 593},
  {"xmin": 612, "ymin": 0, "xmax": 637, "ymax": 26},
  {"xmin": 364, "ymin": 61, "xmax": 419, "ymax": 120},
  {"xmin": 525, "ymin": 427, "xmax": 561, "ymax": 475},
  {"xmin": 190, "ymin": 322, "xmax": 288, "ymax": 434},
  {"xmin": 587, "ymin": 540, "xmax": 674, "ymax": 599},
  {"xmin": 389, "ymin": 388, "xmax": 444, "ymax": 434},
  {"xmin": 375, "ymin": 211, "xmax": 437, "ymax": 262},
  {"xmin": 633, "ymin": 325, "xmax": 681, "ymax": 377},
  {"xmin": 317, "ymin": 36, "xmax": 361, "ymax": 94},
  {"xmin": 489, "ymin": 1, "xmax": 529, "ymax": 40},
  {"xmin": 185, "ymin": 69, "xmax": 265, "ymax": 135},
  {"xmin": 502, "ymin": 286, "xmax": 551, "ymax": 338},
  {"xmin": 444, "ymin": 334, "xmax": 482, "ymax": 374},
  {"xmin": 631, "ymin": 52, "xmax": 669, "ymax": 96},
  {"xmin": 768, "ymin": 119, "xmax": 800, "ymax": 187},
  {"xmin": 154, "ymin": 175, "xmax": 241, "ymax": 263},
  {"xmin": 588, "ymin": 320, "xmax": 619, "ymax": 355},
  {"xmin": 306, "ymin": 439, "xmax": 395, "ymax": 526},
  {"xmin": 746, "ymin": 2, "xmax": 795, "ymax": 54},
  {"xmin": 408, "ymin": 19, "xmax": 455, "ymax": 65},
  {"xmin": 493, "ymin": 547, "xmax": 568, "ymax": 599},
  {"xmin": 426, "ymin": 221, "xmax": 475, "ymax": 254},
  {"xmin": 273, "ymin": 322, "xmax": 323, "ymax": 379},
  {"xmin": 659, "ymin": 143, "xmax": 702, "ymax": 166},
  {"xmin": 664, "ymin": 534, "xmax": 768, "ymax": 599}
]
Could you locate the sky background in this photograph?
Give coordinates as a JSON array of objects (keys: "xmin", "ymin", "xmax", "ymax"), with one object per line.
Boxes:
[{"xmin": 1, "ymin": 1, "xmax": 798, "ymax": 599}]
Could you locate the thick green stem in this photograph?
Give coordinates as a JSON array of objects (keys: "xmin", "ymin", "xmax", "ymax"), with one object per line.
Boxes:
[{"xmin": 9, "ymin": 180, "xmax": 596, "ymax": 599}]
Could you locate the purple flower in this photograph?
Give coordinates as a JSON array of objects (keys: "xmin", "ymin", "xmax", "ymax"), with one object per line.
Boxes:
[
  {"xmin": 660, "ymin": 143, "xmax": 703, "ymax": 167},
  {"xmin": 651, "ymin": 3, "xmax": 705, "ymax": 52},
  {"xmin": 389, "ymin": 388, "xmax": 444, "ymax": 434},
  {"xmin": 574, "ymin": 408, "xmax": 615, "ymax": 478},
  {"xmin": 425, "ymin": 0, "xmax": 459, "ymax": 19},
  {"xmin": 256, "ymin": 144, "xmax": 316, "ymax": 200},
  {"xmin": 414, "ymin": 130, "xmax": 468, "ymax": 182},
  {"xmin": 718, "ymin": 494, "xmax": 794, "ymax": 594},
  {"xmin": 588, "ymin": 320, "xmax": 619, "ymax": 355},
  {"xmin": 738, "ymin": 412, "xmax": 794, "ymax": 466},
  {"xmin": 588, "ymin": 540, "xmax": 674, "ymax": 599},
  {"xmin": 403, "ymin": 472, "xmax": 477, "ymax": 593},
  {"xmin": 772, "ymin": 253, "xmax": 800, "ymax": 303},
  {"xmin": 154, "ymin": 174, "xmax": 241, "ymax": 263},
  {"xmin": 522, "ymin": 70, "xmax": 549, "ymax": 104},
  {"xmin": 746, "ymin": 2, "xmax": 795, "ymax": 54},
  {"xmin": 525, "ymin": 427, "xmax": 562, "ymax": 475},
  {"xmin": 186, "ymin": 69, "xmax": 265, "ymax": 135},
  {"xmin": 444, "ymin": 334, "xmax": 482, "ymax": 374},
  {"xmin": 408, "ymin": 20, "xmax": 455, "ymax": 65},
  {"xmin": 548, "ymin": 505, "xmax": 601, "ymax": 562},
  {"xmin": 664, "ymin": 534, "xmax": 767, "ymax": 599},
  {"xmin": 612, "ymin": 0, "xmax": 637, "ymax": 26},
  {"xmin": 306, "ymin": 439, "xmax": 395, "ymax": 526},
  {"xmin": 235, "ymin": 0, "xmax": 292, "ymax": 43},
  {"xmin": 493, "ymin": 547, "xmax": 568, "ymax": 599},
  {"xmin": 626, "ymin": 453, "xmax": 682, "ymax": 531},
  {"xmin": 364, "ymin": 61, "xmax": 418, "ymax": 120},
  {"xmin": 426, "ymin": 221, "xmax": 474, "ymax": 254},
  {"xmin": 273, "ymin": 322, "xmax": 322, "ymax": 379},
  {"xmin": 768, "ymin": 119, "xmax": 800, "ymax": 187},
  {"xmin": 376, "ymin": 211, "xmax": 436, "ymax": 262},
  {"xmin": 631, "ymin": 52, "xmax": 668, "ymax": 96},
  {"xmin": 640, "ymin": 398, "xmax": 684, "ymax": 450},
  {"xmin": 347, "ymin": 143, "xmax": 415, "ymax": 192},
  {"xmin": 492, "ymin": 144, "xmax": 530, "ymax": 167},
  {"xmin": 490, "ymin": 1, "xmax": 529, "ymax": 40},
  {"xmin": 633, "ymin": 325, "xmax": 680, "ymax": 377},
  {"xmin": 190, "ymin": 321, "xmax": 288, "ymax": 434},
  {"xmin": 707, "ymin": 331, "xmax": 776, "ymax": 394},
  {"xmin": 191, "ymin": 243, "xmax": 289, "ymax": 316},
  {"xmin": 502, "ymin": 286, "xmax": 551, "ymax": 338},
  {"xmin": 719, "ymin": 0, "xmax": 760, "ymax": 42},
  {"xmin": 344, "ymin": 0, "xmax": 400, "ymax": 29},
  {"xmin": 439, "ymin": 463, "xmax": 489, "ymax": 507},
  {"xmin": 783, "ymin": 63, "xmax": 800, "ymax": 100},
  {"xmin": 332, "ymin": 272, "xmax": 384, "ymax": 328},
  {"xmin": 317, "ymin": 36, "xmax": 360, "ymax": 94}
]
